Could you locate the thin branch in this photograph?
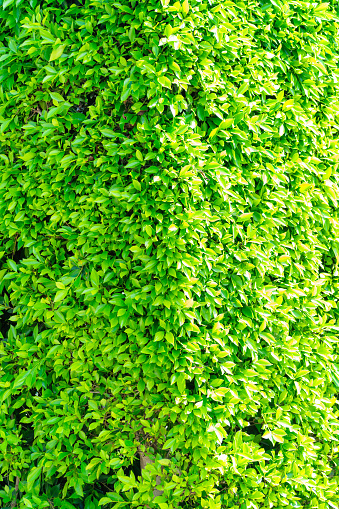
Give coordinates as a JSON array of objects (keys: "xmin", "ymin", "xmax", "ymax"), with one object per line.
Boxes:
[{"xmin": 10, "ymin": 476, "xmax": 20, "ymax": 508}]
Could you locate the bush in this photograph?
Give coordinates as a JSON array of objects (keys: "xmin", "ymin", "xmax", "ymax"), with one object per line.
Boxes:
[{"xmin": 1, "ymin": 0, "xmax": 339, "ymax": 507}]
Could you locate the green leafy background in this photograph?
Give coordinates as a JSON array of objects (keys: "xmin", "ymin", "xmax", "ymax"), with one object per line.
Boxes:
[{"xmin": 0, "ymin": 0, "xmax": 339, "ymax": 508}]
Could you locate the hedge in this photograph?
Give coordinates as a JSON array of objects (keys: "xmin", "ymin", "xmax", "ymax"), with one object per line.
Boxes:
[{"xmin": 1, "ymin": 0, "xmax": 339, "ymax": 508}]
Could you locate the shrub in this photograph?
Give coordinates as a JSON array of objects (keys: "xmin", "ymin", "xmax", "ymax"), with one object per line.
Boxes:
[{"xmin": 1, "ymin": 0, "xmax": 339, "ymax": 508}]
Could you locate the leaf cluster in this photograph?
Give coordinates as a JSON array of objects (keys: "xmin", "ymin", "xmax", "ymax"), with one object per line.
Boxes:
[{"xmin": 0, "ymin": 0, "xmax": 339, "ymax": 508}]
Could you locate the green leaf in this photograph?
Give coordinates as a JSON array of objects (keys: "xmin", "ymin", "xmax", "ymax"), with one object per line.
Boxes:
[
  {"xmin": 219, "ymin": 118, "xmax": 234, "ymax": 129},
  {"xmin": 49, "ymin": 92, "xmax": 65, "ymax": 102},
  {"xmin": 49, "ymin": 45, "xmax": 66, "ymax": 61},
  {"xmin": 209, "ymin": 127, "xmax": 219, "ymax": 139},
  {"xmin": 22, "ymin": 499, "xmax": 33, "ymax": 509},
  {"xmin": 99, "ymin": 498, "xmax": 113, "ymax": 506},
  {"xmin": 238, "ymin": 212, "xmax": 253, "ymax": 222},
  {"xmin": 166, "ymin": 332, "xmax": 174, "ymax": 345},
  {"xmin": 132, "ymin": 180, "xmax": 141, "ymax": 191},
  {"xmin": 54, "ymin": 289, "xmax": 68, "ymax": 302},
  {"xmin": 3, "ymin": 0, "xmax": 15, "ymax": 8},
  {"xmin": 278, "ymin": 255, "xmax": 291, "ymax": 264},
  {"xmin": 182, "ymin": 0, "xmax": 190, "ymax": 15},
  {"xmin": 136, "ymin": 150, "xmax": 143, "ymax": 161},
  {"xmin": 13, "ymin": 370, "xmax": 30, "ymax": 390},
  {"xmin": 7, "ymin": 259, "xmax": 17, "ymax": 271},
  {"xmin": 74, "ymin": 479, "xmax": 84, "ymax": 497},
  {"xmin": 128, "ymin": 27, "xmax": 136, "ymax": 44},
  {"xmin": 0, "ymin": 118, "xmax": 12, "ymax": 134},
  {"xmin": 101, "ymin": 129, "xmax": 118, "ymax": 138},
  {"xmin": 27, "ymin": 466, "xmax": 42, "ymax": 485},
  {"xmin": 158, "ymin": 76, "xmax": 172, "ymax": 89},
  {"xmin": 91, "ymin": 268, "xmax": 100, "ymax": 287},
  {"xmin": 163, "ymin": 438, "xmax": 176, "ymax": 450},
  {"xmin": 155, "ymin": 331, "xmax": 165, "ymax": 341}
]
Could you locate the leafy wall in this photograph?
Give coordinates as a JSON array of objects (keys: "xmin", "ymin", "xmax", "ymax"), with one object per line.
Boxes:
[{"xmin": 0, "ymin": 0, "xmax": 339, "ymax": 508}]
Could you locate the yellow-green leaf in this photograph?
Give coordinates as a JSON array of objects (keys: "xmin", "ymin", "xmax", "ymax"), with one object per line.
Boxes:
[
  {"xmin": 166, "ymin": 332, "xmax": 174, "ymax": 345},
  {"xmin": 155, "ymin": 331, "xmax": 165, "ymax": 341},
  {"xmin": 182, "ymin": 0, "xmax": 189, "ymax": 15},
  {"xmin": 238, "ymin": 212, "xmax": 253, "ymax": 222},
  {"xmin": 49, "ymin": 45, "xmax": 66, "ymax": 61},
  {"xmin": 54, "ymin": 289, "xmax": 68, "ymax": 302},
  {"xmin": 158, "ymin": 76, "xmax": 172, "ymax": 89},
  {"xmin": 278, "ymin": 254, "xmax": 291, "ymax": 264},
  {"xmin": 133, "ymin": 180, "xmax": 141, "ymax": 191}
]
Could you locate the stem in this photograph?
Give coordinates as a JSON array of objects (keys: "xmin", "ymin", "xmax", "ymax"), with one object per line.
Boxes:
[
  {"xmin": 10, "ymin": 476, "xmax": 20, "ymax": 508},
  {"xmin": 138, "ymin": 446, "xmax": 163, "ymax": 500}
]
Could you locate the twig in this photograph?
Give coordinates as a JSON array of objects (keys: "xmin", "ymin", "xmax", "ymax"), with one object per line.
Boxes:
[{"xmin": 10, "ymin": 476, "xmax": 20, "ymax": 508}]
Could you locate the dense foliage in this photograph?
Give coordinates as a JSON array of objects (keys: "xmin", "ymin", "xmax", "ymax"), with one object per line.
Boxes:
[{"xmin": 1, "ymin": 0, "xmax": 339, "ymax": 507}]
